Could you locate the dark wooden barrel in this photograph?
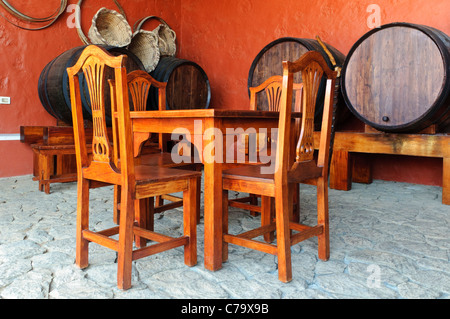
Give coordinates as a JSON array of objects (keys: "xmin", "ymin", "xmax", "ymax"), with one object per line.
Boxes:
[
  {"xmin": 150, "ymin": 57, "xmax": 211, "ymax": 110},
  {"xmin": 38, "ymin": 45, "xmax": 145, "ymax": 125},
  {"xmin": 247, "ymin": 37, "xmax": 347, "ymax": 125},
  {"xmin": 38, "ymin": 46, "xmax": 87, "ymax": 123},
  {"xmin": 341, "ymin": 23, "xmax": 450, "ymax": 133}
]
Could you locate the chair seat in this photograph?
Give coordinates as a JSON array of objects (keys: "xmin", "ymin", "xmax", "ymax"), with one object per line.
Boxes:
[
  {"xmin": 224, "ymin": 160, "xmax": 323, "ymax": 183},
  {"xmin": 135, "ymin": 165, "xmax": 202, "ymax": 185},
  {"xmin": 139, "ymin": 152, "xmax": 198, "ymax": 168},
  {"xmin": 223, "ymin": 165, "xmax": 275, "ymax": 197},
  {"xmin": 222, "ymin": 51, "xmax": 337, "ymax": 283},
  {"xmin": 223, "ymin": 165, "xmax": 274, "ymax": 183}
]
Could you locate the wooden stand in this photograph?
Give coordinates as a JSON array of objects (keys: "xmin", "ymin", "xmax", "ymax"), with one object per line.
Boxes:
[{"xmin": 315, "ymin": 128, "xmax": 450, "ymax": 205}]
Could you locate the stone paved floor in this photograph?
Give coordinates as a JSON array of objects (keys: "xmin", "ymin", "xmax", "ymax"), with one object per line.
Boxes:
[{"xmin": 0, "ymin": 174, "xmax": 449, "ymax": 299}]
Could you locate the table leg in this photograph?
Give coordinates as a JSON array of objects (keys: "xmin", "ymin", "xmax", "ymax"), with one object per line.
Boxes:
[
  {"xmin": 202, "ymin": 118, "xmax": 224, "ymax": 271},
  {"xmin": 203, "ymin": 160, "xmax": 223, "ymax": 271}
]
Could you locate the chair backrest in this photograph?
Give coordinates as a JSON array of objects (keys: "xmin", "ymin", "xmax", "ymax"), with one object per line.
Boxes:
[
  {"xmin": 276, "ymin": 51, "xmax": 337, "ymax": 180},
  {"xmin": 127, "ymin": 70, "xmax": 167, "ymax": 111},
  {"xmin": 249, "ymin": 75, "xmax": 303, "ymax": 112},
  {"xmin": 67, "ymin": 45, "xmax": 132, "ymax": 185},
  {"xmin": 109, "ymin": 70, "xmax": 168, "ymax": 156}
]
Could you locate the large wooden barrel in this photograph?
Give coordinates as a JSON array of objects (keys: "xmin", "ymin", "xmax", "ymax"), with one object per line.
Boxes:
[
  {"xmin": 247, "ymin": 37, "xmax": 347, "ymax": 125},
  {"xmin": 38, "ymin": 45, "xmax": 145, "ymax": 125},
  {"xmin": 150, "ymin": 57, "xmax": 211, "ymax": 110},
  {"xmin": 341, "ymin": 23, "xmax": 450, "ymax": 133}
]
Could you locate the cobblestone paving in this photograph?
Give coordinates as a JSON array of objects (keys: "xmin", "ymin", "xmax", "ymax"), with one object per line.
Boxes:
[{"xmin": 0, "ymin": 175, "xmax": 449, "ymax": 299}]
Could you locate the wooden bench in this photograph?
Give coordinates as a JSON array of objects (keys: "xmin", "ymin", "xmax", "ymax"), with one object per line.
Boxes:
[
  {"xmin": 314, "ymin": 129, "xmax": 450, "ymax": 205},
  {"xmin": 20, "ymin": 126, "xmax": 93, "ymax": 194},
  {"xmin": 21, "ymin": 125, "xmax": 158, "ymax": 194}
]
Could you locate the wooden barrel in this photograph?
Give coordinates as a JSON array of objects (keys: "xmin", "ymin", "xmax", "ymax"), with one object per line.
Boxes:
[
  {"xmin": 247, "ymin": 37, "xmax": 347, "ymax": 125},
  {"xmin": 341, "ymin": 23, "xmax": 450, "ymax": 133},
  {"xmin": 150, "ymin": 57, "xmax": 211, "ymax": 110},
  {"xmin": 38, "ymin": 46, "xmax": 87, "ymax": 123},
  {"xmin": 38, "ymin": 45, "xmax": 145, "ymax": 125}
]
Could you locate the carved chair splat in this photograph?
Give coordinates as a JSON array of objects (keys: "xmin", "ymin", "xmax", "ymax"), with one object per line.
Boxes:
[
  {"xmin": 110, "ymin": 70, "xmax": 202, "ymax": 238},
  {"xmin": 222, "ymin": 51, "xmax": 337, "ymax": 282},
  {"xmin": 67, "ymin": 45, "xmax": 201, "ymax": 290},
  {"xmin": 228, "ymin": 75, "xmax": 303, "ymax": 224}
]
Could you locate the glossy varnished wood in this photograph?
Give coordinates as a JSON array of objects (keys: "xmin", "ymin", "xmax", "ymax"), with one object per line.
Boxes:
[
  {"xmin": 129, "ymin": 108, "xmax": 301, "ymax": 272},
  {"xmin": 222, "ymin": 51, "xmax": 337, "ymax": 282},
  {"xmin": 231, "ymin": 76, "xmax": 303, "ymax": 218},
  {"xmin": 67, "ymin": 45, "xmax": 200, "ymax": 290},
  {"xmin": 110, "ymin": 70, "xmax": 202, "ymax": 231},
  {"xmin": 248, "ymin": 37, "xmax": 347, "ymax": 126}
]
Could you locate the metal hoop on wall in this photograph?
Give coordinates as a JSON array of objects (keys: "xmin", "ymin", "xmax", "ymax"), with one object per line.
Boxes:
[{"xmin": 0, "ymin": 0, "xmax": 67, "ymax": 30}]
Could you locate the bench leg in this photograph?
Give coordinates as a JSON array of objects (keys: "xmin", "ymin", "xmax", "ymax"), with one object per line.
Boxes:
[
  {"xmin": 38, "ymin": 153, "xmax": 53, "ymax": 194},
  {"xmin": 329, "ymin": 150, "xmax": 352, "ymax": 190},
  {"xmin": 443, "ymin": 157, "xmax": 449, "ymax": 205},
  {"xmin": 352, "ymin": 154, "xmax": 373, "ymax": 184}
]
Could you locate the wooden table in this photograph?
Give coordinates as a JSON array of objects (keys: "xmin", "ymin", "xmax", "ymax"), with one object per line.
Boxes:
[{"xmin": 130, "ymin": 109, "xmax": 284, "ymax": 271}]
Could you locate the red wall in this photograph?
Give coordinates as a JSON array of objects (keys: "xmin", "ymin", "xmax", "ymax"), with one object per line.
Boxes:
[
  {"xmin": 0, "ymin": 0, "xmax": 449, "ymax": 186},
  {"xmin": 179, "ymin": 0, "xmax": 449, "ymax": 109},
  {"xmin": 0, "ymin": 0, "xmax": 180, "ymax": 177},
  {"xmin": 177, "ymin": 0, "xmax": 449, "ymax": 187}
]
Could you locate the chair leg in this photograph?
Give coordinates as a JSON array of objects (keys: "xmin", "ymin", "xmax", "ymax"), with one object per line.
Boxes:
[
  {"xmin": 183, "ymin": 177, "xmax": 198, "ymax": 266},
  {"xmin": 134, "ymin": 198, "xmax": 149, "ymax": 248},
  {"xmin": 147, "ymin": 196, "xmax": 154, "ymax": 232},
  {"xmin": 196, "ymin": 176, "xmax": 201, "ymax": 223},
  {"xmin": 317, "ymin": 176, "xmax": 330, "ymax": 261},
  {"xmin": 155, "ymin": 195, "xmax": 164, "ymax": 207},
  {"xmin": 275, "ymin": 185, "xmax": 292, "ymax": 283},
  {"xmin": 249, "ymin": 193, "xmax": 258, "ymax": 216},
  {"xmin": 116, "ymin": 188, "xmax": 135, "ymax": 290},
  {"xmin": 292, "ymin": 183, "xmax": 300, "ymax": 222},
  {"xmin": 76, "ymin": 178, "xmax": 90, "ymax": 269},
  {"xmin": 113, "ymin": 185, "xmax": 121, "ymax": 224},
  {"xmin": 261, "ymin": 196, "xmax": 274, "ymax": 243},
  {"xmin": 222, "ymin": 189, "xmax": 229, "ymax": 262}
]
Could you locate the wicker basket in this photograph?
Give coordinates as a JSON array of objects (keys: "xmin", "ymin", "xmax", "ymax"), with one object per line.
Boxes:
[
  {"xmin": 88, "ymin": 7, "xmax": 132, "ymax": 47},
  {"xmin": 134, "ymin": 16, "xmax": 176, "ymax": 56},
  {"xmin": 153, "ymin": 23, "xmax": 176, "ymax": 56},
  {"xmin": 127, "ymin": 30, "xmax": 160, "ymax": 72}
]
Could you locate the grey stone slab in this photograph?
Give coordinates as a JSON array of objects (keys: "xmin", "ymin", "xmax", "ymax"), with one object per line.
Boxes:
[{"xmin": 0, "ymin": 176, "xmax": 448, "ymax": 299}]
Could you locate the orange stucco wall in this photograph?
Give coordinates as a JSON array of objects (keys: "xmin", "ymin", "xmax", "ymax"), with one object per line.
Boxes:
[
  {"xmin": 0, "ymin": 0, "xmax": 180, "ymax": 177},
  {"xmin": 0, "ymin": 0, "xmax": 449, "ymax": 186}
]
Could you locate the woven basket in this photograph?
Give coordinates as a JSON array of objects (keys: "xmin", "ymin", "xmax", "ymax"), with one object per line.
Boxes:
[
  {"xmin": 153, "ymin": 23, "xmax": 176, "ymax": 56},
  {"xmin": 134, "ymin": 16, "xmax": 176, "ymax": 56},
  {"xmin": 88, "ymin": 7, "xmax": 132, "ymax": 47},
  {"xmin": 127, "ymin": 30, "xmax": 160, "ymax": 72}
]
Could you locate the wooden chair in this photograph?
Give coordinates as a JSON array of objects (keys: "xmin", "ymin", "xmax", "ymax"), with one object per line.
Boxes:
[
  {"xmin": 222, "ymin": 51, "xmax": 337, "ymax": 282},
  {"xmin": 228, "ymin": 76, "xmax": 303, "ymax": 219},
  {"xmin": 67, "ymin": 45, "xmax": 201, "ymax": 290},
  {"xmin": 110, "ymin": 70, "xmax": 202, "ymax": 231}
]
